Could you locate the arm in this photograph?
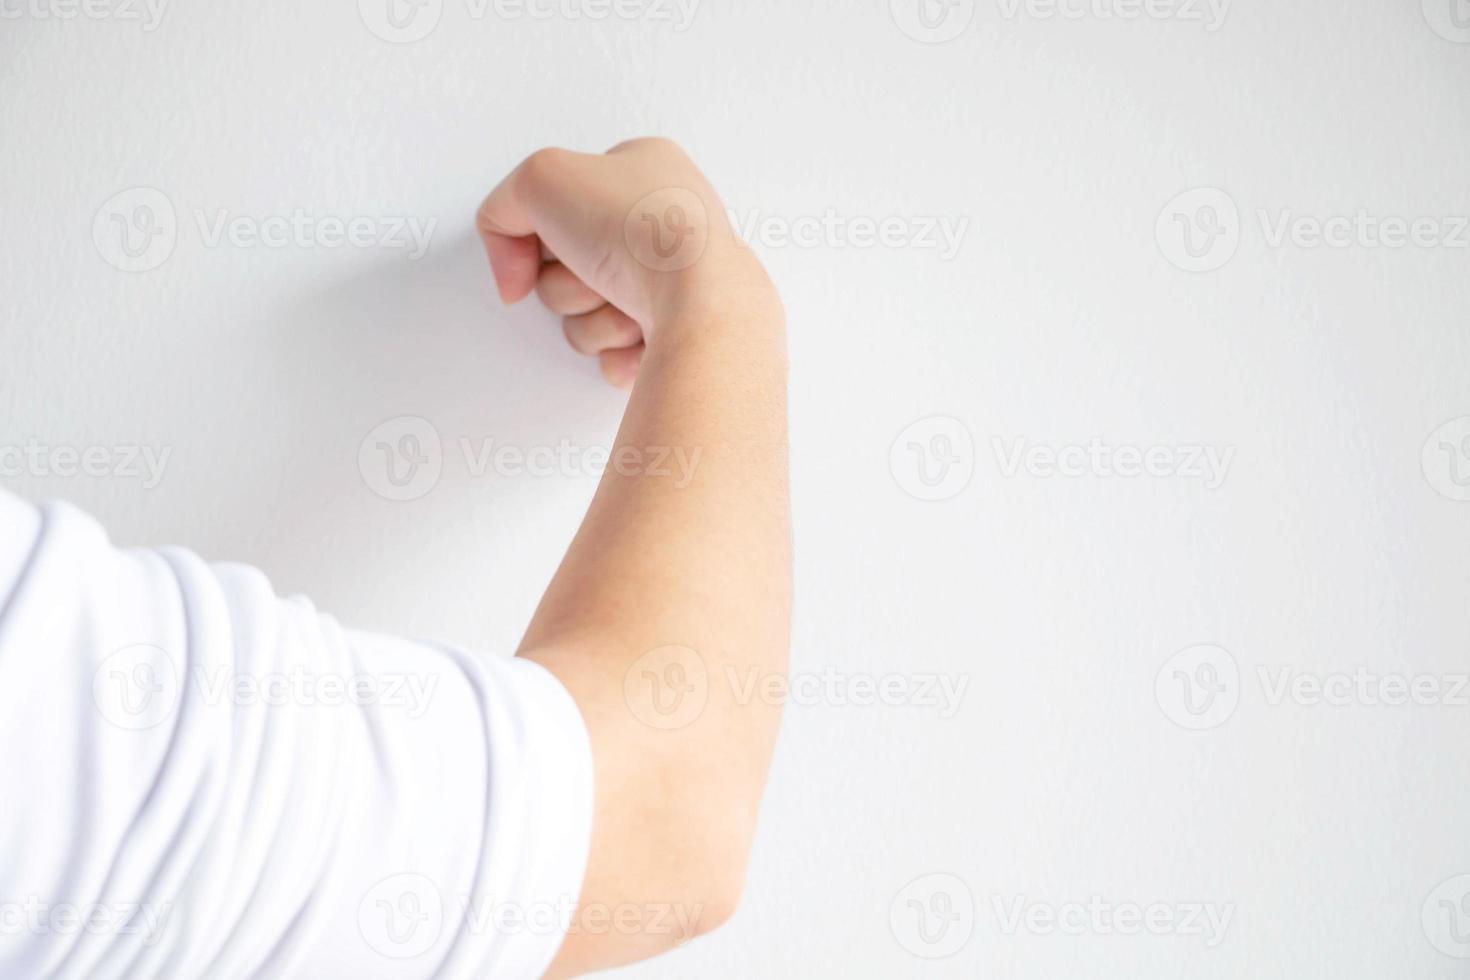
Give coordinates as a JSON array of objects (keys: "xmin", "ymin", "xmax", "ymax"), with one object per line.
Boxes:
[{"xmin": 476, "ymin": 138, "xmax": 791, "ymax": 976}]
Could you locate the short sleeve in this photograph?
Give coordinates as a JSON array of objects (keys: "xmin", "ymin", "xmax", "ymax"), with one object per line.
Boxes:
[{"xmin": 0, "ymin": 491, "xmax": 595, "ymax": 980}]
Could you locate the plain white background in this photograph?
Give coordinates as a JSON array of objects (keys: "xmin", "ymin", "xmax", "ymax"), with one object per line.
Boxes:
[{"xmin": 3, "ymin": 0, "xmax": 1469, "ymax": 976}]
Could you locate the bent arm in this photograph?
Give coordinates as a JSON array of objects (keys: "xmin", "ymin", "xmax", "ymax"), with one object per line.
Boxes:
[{"xmin": 479, "ymin": 140, "xmax": 791, "ymax": 976}]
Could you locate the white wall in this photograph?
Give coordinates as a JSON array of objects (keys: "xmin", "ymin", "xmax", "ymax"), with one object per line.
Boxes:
[{"xmin": 3, "ymin": 1, "xmax": 1469, "ymax": 976}]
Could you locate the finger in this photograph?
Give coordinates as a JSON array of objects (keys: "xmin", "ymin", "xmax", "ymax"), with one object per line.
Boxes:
[
  {"xmin": 475, "ymin": 177, "xmax": 542, "ymax": 304},
  {"xmin": 599, "ymin": 343, "xmax": 644, "ymax": 390},
  {"xmin": 475, "ymin": 147, "xmax": 605, "ymax": 303},
  {"xmin": 537, "ymin": 262, "xmax": 606, "ymax": 316},
  {"xmin": 562, "ymin": 306, "xmax": 642, "ymax": 356}
]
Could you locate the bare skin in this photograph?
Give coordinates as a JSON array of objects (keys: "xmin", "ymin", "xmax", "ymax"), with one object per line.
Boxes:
[{"xmin": 477, "ymin": 138, "xmax": 790, "ymax": 977}]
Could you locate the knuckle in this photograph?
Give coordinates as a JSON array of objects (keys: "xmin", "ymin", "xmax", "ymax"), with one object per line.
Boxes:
[
  {"xmin": 561, "ymin": 317, "xmax": 591, "ymax": 354},
  {"xmin": 519, "ymin": 146, "xmax": 572, "ymax": 189},
  {"xmin": 613, "ymin": 135, "xmax": 686, "ymax": 160},
  {"xmin": 598, "ymin": 357, "xmax": 631, "ymax": 389}
]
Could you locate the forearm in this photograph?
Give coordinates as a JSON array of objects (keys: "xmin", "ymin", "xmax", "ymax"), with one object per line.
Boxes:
[
  {"xmin": 519, "ymin": 271, "xmax": 790, "ymax": 780},
  {"xmin": 520, "ymin": 280, "xmax": 791, "ymax": 680},
  {"xmin": 518, "ymin": 269, "xmax": 790, "ymax": 972}
]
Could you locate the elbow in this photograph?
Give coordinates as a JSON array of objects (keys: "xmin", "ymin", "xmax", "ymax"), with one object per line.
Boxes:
[
  {"xmin": 659, "ymin": 771, "xmax": 766, "ymax": 943},
  {"xmin": 688, "ymin": 836, "xmax": 754, "ymax": 939},
  {"xmin": 685, "ymin": 676, "xmax": 784, "ymax": 937}
]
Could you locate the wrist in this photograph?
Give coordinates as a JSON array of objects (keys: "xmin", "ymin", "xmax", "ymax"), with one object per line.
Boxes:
[{"xmin": 648, "ymin": 249, "xmax": 782, "ymax": 344}]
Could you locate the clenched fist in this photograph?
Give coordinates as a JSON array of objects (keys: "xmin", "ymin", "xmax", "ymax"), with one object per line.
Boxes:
[{"xmin": 476, "ymin": 137, "xmax": 775, "ymax": 388}]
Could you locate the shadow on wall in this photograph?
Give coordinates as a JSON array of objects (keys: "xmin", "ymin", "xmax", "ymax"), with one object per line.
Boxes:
[{"xmin": 213, "ymin": 229, "xmax": 619, "ymax": 606}]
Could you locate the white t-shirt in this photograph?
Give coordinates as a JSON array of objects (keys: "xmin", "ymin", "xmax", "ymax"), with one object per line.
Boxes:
[{"xmin": 0, "ymin": 489, "xmax": 594, "ymax": 979}]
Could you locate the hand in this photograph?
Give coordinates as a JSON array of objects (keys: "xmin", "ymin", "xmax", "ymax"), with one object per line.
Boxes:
[{"xmin": 476, "ymin": 137, "xmax": 773, "ymax": 389}]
